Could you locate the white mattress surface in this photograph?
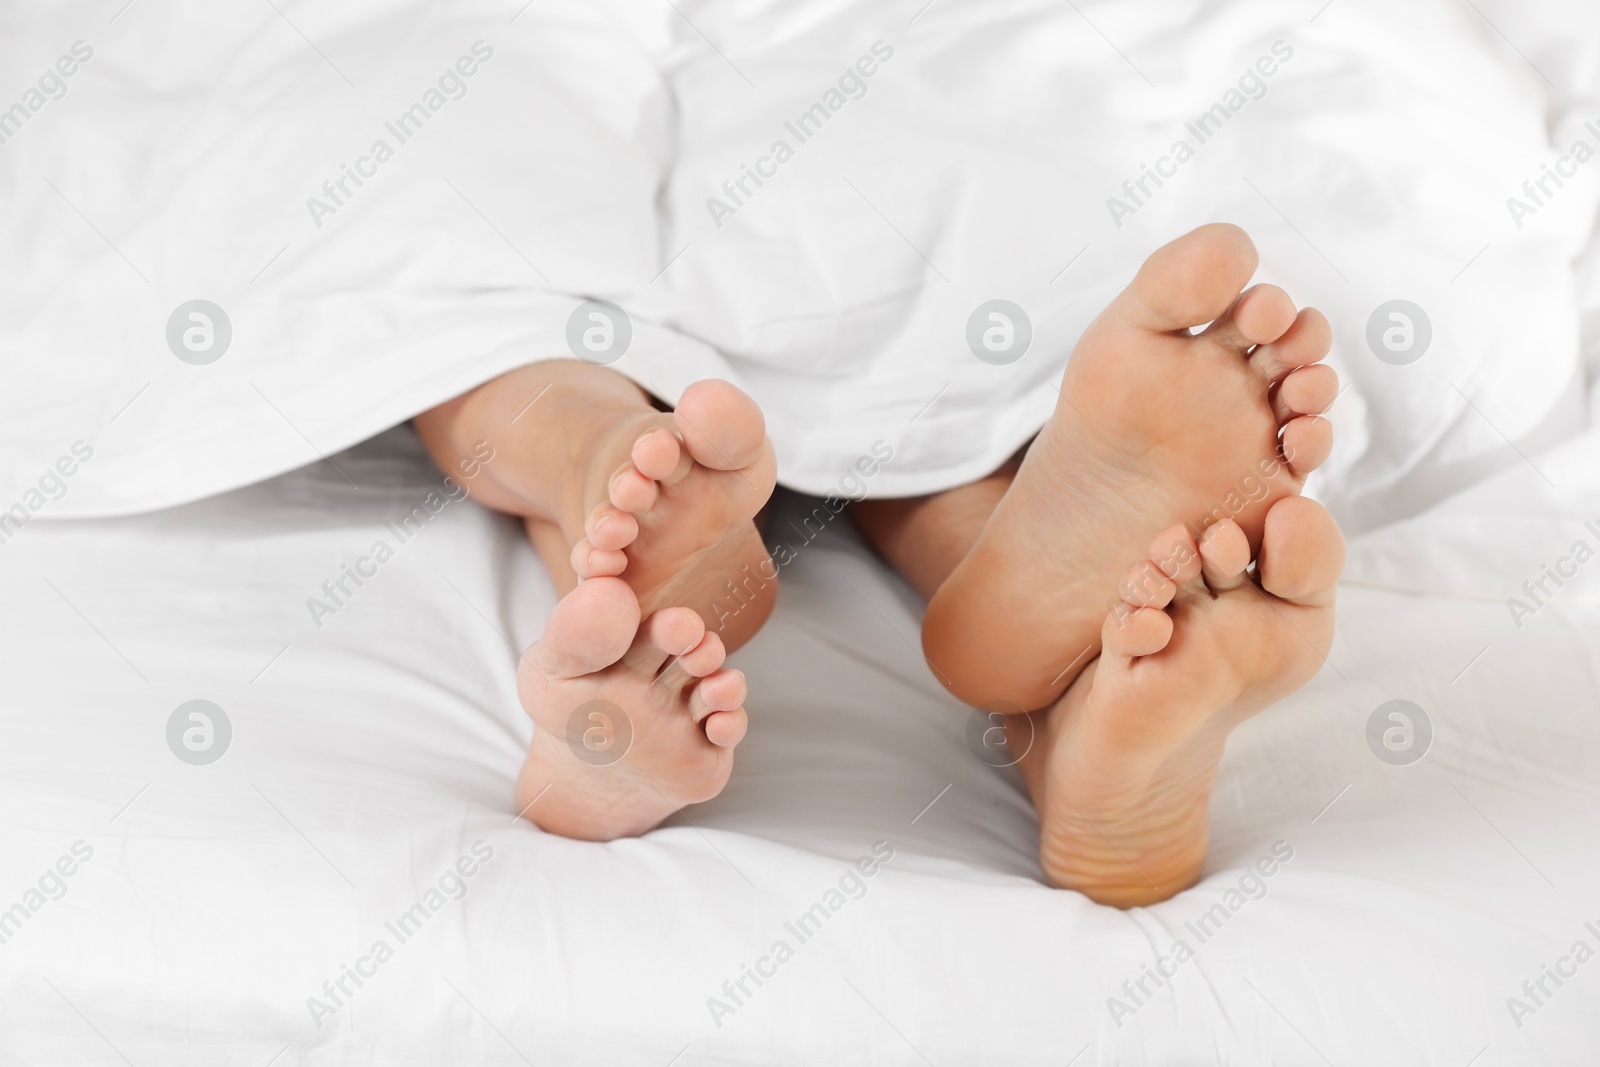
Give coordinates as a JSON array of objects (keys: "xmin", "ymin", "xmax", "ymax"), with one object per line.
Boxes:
[{"xmin": 2, "ymin": 426, "xmax": 1599, "ymax": 1064}]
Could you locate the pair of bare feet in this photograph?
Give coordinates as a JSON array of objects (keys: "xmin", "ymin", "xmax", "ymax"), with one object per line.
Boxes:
[{"xmin": 415, "ymin": 224, "xmax": 1344, "ymax": 907}]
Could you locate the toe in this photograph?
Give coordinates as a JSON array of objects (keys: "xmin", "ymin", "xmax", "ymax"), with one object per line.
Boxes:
[
  {"xmin": 659, "ymin": 631, "xmax": 728, "ymax": 693},
  {"xmin": 675, "ymin": 632, "xmax": 727, "ymax": 678},
  {"xmin": 1281, "ymin": 416, "xmax": 1333, "ymax": 476},
  {"xmin": 621, "ymin": 606, "xmax": 705, "ymax": 676},
  {"xmin": 1118, "ymin": 560, "xmax": 1177, "ymax": 609},
  {"xmin": 525, "ymin": 577, "xmax": 640, "ymax": 681},
  {"xmin": 608, "ymin": 464, "xmax": 658, "ymax": 513},
  {"xmin": 1202, "ymin": 284, "xmax": 1298, "ymax": 351},
  {"xmin": 570, "ymin": 539, "xmax": 627, "ymax": 579},
  {"xmin": 1103, "ymin": 605, "xmax": 1174, "ymax": 661},
  {"xmin": 1148, "ymin": 524, "xmax": 1203, "ymax": 585},
  {"xmin": 702, "ymin": 707, "xmax": 748, "ymax": 748},
  {"xmin": 631, "ymin": 427, "xmax": 687, "ymax": 483},
  {"xmin": 1232, "ymin": 285, "xmax": 1298, "ymax": 345},
  {"xmin": 1114, "ymin": 223, "xmax": 1260, "ymax": 333},
  {"xmin": 674, "ymin": 380, "xmax": 768, "ymax": 472},
  {"xmin": 585, "ymin": 504, "xmax": 638, "ymax": 552},
  {"xmin": 1257, "ymin": 497, "xmax": 1345, "ymax": 606},
  {"xmin": 1273, "ymin": 364, "xmax": 1338, "ymax": 421},
  {"xmin": 1198, "ymin": 519, "xmax": 1251, "ymax": 592},
  {"xmin": 1250, "ymin": 307, "xmax": 1332, "ymax": 381},
  {"xmin": 690, "ymin": 667, "xmax": 748, "ymax": 717}
]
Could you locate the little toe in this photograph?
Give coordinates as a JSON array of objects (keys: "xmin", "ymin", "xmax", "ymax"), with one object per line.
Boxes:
[
  {"xmin": 631, "ymin": 427, "xmax": 686, "ymax": 483},
  {"xmin": 1103, "ymin": 605, "xmax": 1174, "ymax": 661},
  {"xmin": 1202, "ymin": 284, "xmax": 1298, "ymax": 351},
  {"xmin": 1250, "ymin": 307, "xmax": 1332, "ymax": 381},
  {"xmin": 608, "ymin": 464, "xmax": 658, "ymax": 513},
  {"xmin": 674, "ymin": 380, "xmax": 768, "ymax": 472},
  {"xmin": 1281, "ymin": 416, "xmax": 1333, "ymax": 476},
  {"xmin": 1114, "ymin": 222, "xmax": 1260, "ymax": 333},
  {"xmin": 622, "ymin": 606, "xmax": 705, "ymax": 676},
  {"xmin": 1257, "ymin": 496, "xmax": 1345, "ymax": 606},
  {"xmin": 1198, "ymin": 519, "xmax": 1251, "ymax": 591},
  {"xmin": 1273, "ymin": 364, "xmax": 1338, "ymax": 421},
  {"xmin": 1148, "ymin": 524, "xmax": 1204, "ymax": 585},
  {"xmin": 525, "ymin": 576, "xmax": 640, "ymax": 681},
  {"xmin": 570, "ymin": 539, "xmax": 627, "ymax": 579},
  {"xmin": 702, "ymin": 707, "xmax": 748, "ymax": 748},
  {"xmin": 1118, "ymin": 559, "xmax": 1177, "ymax": 609},
  {"xmin": 585, "ymin": 505, "xmax": 638, "ymax": 552},
  {"xmin": 690, "ymin": 668, "xmax": 749, "ymax": 723}
]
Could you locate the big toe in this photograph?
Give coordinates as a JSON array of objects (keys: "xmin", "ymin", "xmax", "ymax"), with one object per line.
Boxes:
[
  {"xmin": 1257, "ymin": 496, "xmax": 1345, "ymax": 606},
  {"xmin": 526, "ymin": 576, "xmax": 641, "ymax": 681},
  {"xmin": 1118, "ymin": 223, "xmax": 1260, "ymax": 333},
  {"xmin": 674, "ymin": 380, "xmax": 768, "ymax": 472}
]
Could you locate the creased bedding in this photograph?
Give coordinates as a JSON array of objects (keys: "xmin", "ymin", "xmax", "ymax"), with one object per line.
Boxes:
[
  {"xmin": 0, "ymin": 426, "xmax": 1598, "ymax": 1064},
  {"xmin": 1, "ymin": 0, "xmax": 1596, "ymax": 531}
]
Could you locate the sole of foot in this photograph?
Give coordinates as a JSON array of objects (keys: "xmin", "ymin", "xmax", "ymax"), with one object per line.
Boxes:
[
  {"xmin": 1018, "ymin": 494, "xmax": 1344, "ymax": 907},
  {"xmin": 924, "ymin": 223, "xmax": 1338, "ymax": 711},
  {"xmin": 536, "ymin": 377, "xmax": 780, "ymax": 650},
  {"xmin": 514, "ymin": 576, "xmax": 749, "ymax": 840}
]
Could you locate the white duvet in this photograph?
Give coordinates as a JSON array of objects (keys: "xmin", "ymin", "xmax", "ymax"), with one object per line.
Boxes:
[
  {"xmin": 1, "ymin": 0, "xmax": 1596, "ymax": 528},
  {"xmin": 4, "ymin": 0, "xmax": 1600, "ymax": 1062}
]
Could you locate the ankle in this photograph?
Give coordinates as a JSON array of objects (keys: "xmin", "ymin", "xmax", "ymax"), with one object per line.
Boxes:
[{"xmin": 433, "ymin": 360, "xmax": 656, "ymax": 528}]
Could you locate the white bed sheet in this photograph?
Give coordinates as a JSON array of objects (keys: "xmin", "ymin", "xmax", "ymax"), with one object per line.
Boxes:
[{"xmin": 1, "ymin": 425, "xmax": 1599, "ymax": 1064}]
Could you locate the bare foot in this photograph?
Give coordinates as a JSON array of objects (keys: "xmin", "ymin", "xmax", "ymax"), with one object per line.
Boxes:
[
  {"xmin": 416, "ymin": 364, "xmax": 779, "ymax": 649},
  {"xmin": 514, "ymin": 576, "xmax": 749, "ymax": 840},
  {"xmin": 1017, "ymin": 495, "xmax": 1343, "ymax": 907},
  {"xmin": 923, "ymin": 224, "xmax": 1338, "ymax": 710},
  {"xmin": 547, "ymin": 378, "xmax": 778, "ymax": 646}
]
